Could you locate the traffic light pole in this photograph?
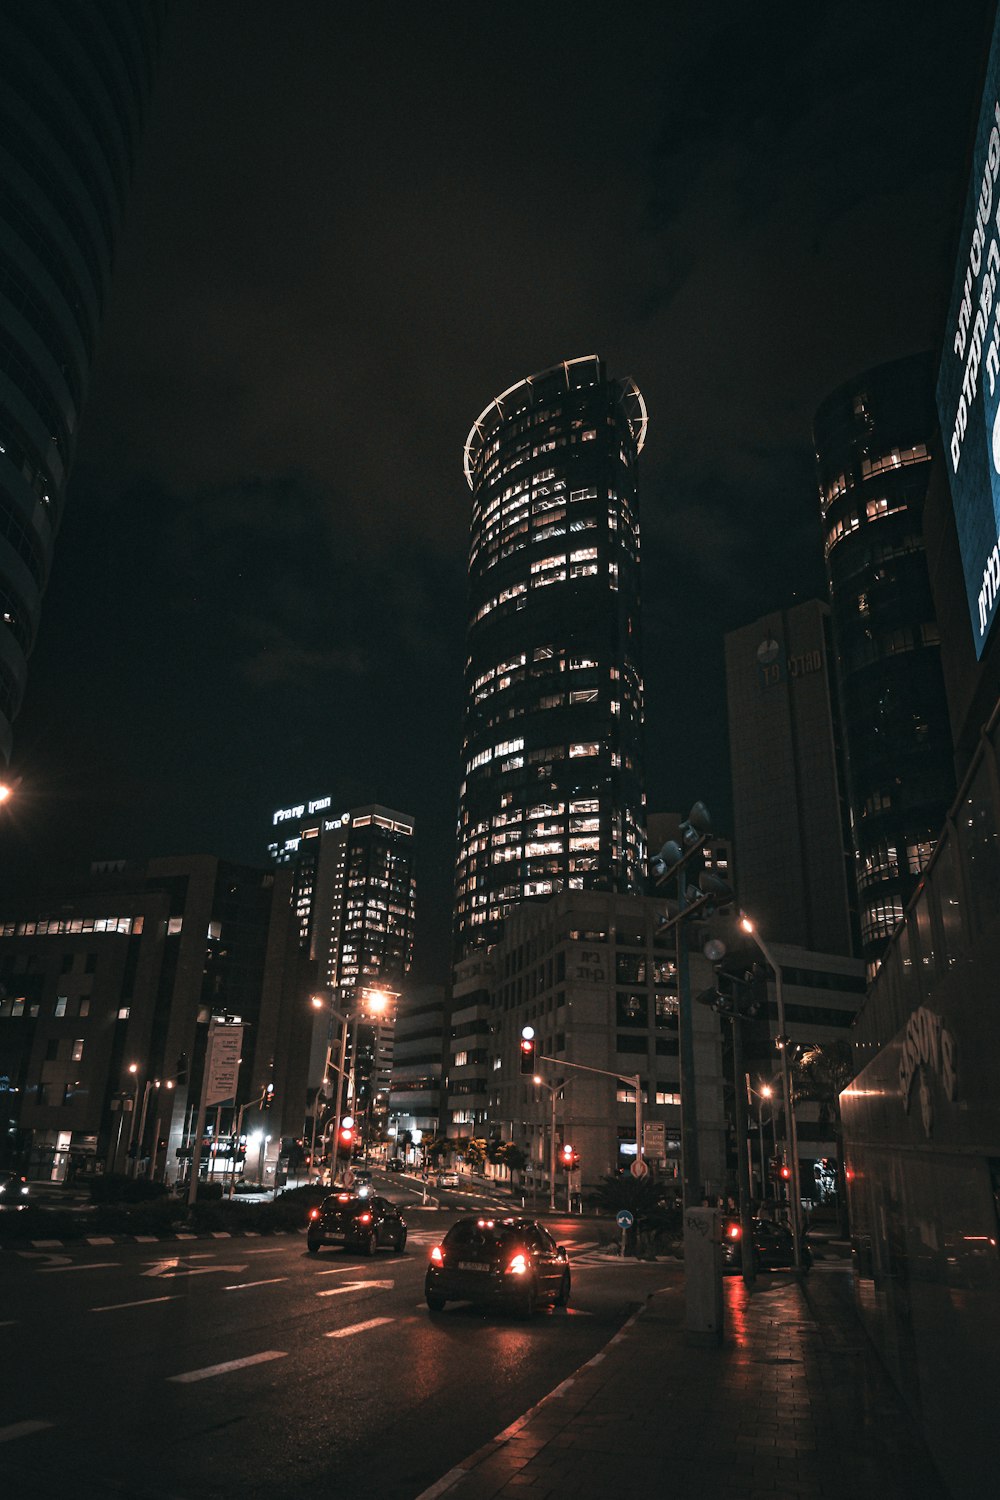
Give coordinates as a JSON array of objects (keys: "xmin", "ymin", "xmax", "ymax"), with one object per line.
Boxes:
[
  {"xmin": 536, "ymin": 1055, "xmax": 643, "ymax": 1176},
  {"xmin": 328, "ymin": 1009, "xmax": 350, "ymax": 1185}
]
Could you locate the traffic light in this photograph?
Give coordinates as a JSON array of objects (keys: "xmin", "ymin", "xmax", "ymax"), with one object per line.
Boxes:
[
  {"xmin": 559, "ymin": 1143, "xmax": 578, "ymax": 1170},
  {"xmin": 519, "ymin": 1026, "xmax": 536, "ymax": 1075},
  {"xmin": 338, "ymin": 1115, "xmax": 355, "ymax": 1149}
]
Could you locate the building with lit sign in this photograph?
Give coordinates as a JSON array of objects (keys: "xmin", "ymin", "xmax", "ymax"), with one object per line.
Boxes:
[
  {"xmin": 0, "ymin": 2, "xmax": 166, "ymax": 762},
  {"xmin": 454, "ymin": 355, "xmax": 648, "ymax": 960},
  {"xmin": 814, "ymin": 355, "xmax": 956, "ymax": 970},
  {"xmin": 268, "ymin": 801, "xmax": 417, "ymax": 1150}
]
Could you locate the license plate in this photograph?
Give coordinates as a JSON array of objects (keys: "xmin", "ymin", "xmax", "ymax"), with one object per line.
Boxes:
[{"xmin": 458, "ymin": 1261, "xmax": 490, "ymax": 1272}]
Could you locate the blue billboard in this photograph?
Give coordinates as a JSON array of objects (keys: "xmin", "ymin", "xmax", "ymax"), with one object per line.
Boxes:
[{"xmin": 937, "ymin": 10, "xmax": 1000, "ymax": 659}]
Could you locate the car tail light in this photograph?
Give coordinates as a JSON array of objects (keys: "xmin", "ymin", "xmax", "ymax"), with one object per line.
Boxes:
[
  {"xmin": 430, "ymin": 1245, "xmax": 443, "ymax": 1264},
  {"xmin": 309, "ymin": 1208, "xmax": 320, "ymax": 1220},
  {"xmin": 358, "ymin": 1212, "xmax": 372, "ymax": 1224},
  {"xmin": 505, "ymin": 1252, "xmax": 529, "ymax": 1276},
  {"xmin": 728, "ymin": 1224, "xmax": 741, "ymax": 1240}
]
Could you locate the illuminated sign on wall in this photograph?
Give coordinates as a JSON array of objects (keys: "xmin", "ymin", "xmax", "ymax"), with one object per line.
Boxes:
[
  {"xmin": 937, "ymin": 12, "xmax": 1000, "ymax": 658},
  {"xmin": 272, "ymin": 796, "xmax": 346, "ymax": 826}
]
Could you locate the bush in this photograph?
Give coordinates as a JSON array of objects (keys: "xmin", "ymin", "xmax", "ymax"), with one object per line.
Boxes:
[{"xmin": 89, "ymin": 1174, "xmax": 170, "ymax": 1205}]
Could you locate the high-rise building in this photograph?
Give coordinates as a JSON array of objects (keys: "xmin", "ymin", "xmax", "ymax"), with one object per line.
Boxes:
[
  {"xmin": 268, "ymin": 798, "xmax": 417, "ymax": 1146},
  {"xmin": 814, "ymin": 353, "xmax": 956, "ymax": 970},
  {"xmin": 0, "ymin": 0, "xmax": 166, "ymax": 762},
  {"xmin": 724, "ymin": 600, "xmax": 856, "ymax": 956},
  {"xmin": 454, "ymin": 355, "xmax": 648, "ymax": 959}
]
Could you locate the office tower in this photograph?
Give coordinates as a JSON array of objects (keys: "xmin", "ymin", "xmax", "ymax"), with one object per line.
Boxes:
[
  {"xmin": 268, "ymin": 798, "xmax": 417, "ymax": 1141},
  {"xmin": 724, "ymin": 600, "xmax": 856, "ymax": 955},
  {"xmin": 814, "ymin": 353, "xmax": 956, "ymax": 970},
  {"xmin": 0, "ymin": 855, "xmax": 303, "ymax": 1186},
  {"xmin": 454, "ymin": 355, "xmax": 648, "ymax": 959},
  {"xmin": 0, "ymin": 1, "xmax": 166, "ymax": 762}
]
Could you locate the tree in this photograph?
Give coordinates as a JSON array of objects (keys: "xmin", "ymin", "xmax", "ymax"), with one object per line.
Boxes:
[
  {"xmin": 460, "ymin": 1138, "xmax": 488, "ymax": 1172},
  {"xmin": 791, "ymin": 1040, "xmax": 855, "ymax": 1234}
]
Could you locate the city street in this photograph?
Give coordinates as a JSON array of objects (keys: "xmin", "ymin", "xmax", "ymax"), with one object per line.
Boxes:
[{"xmin": 0, "ymin": 1193, "xmax": 670, "ymax": 1500}]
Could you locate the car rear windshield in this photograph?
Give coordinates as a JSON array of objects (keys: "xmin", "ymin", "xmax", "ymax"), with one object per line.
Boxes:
[{"xmin": 444, "ymin": 1220, "xmax": 524, "ymax": 1250}]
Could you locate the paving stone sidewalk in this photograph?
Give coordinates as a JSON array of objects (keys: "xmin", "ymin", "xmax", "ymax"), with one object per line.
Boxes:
[{"xmin": 423, "ymin": 1272, "xmax": 947, "ymax": 1500}]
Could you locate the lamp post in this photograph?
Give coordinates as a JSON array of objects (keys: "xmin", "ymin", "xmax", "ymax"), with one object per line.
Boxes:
[
  {"xmin": 151, "ymin": 1080, "xmax": 175, "ymax": 1182},
  {"xmin": 532, "ymin": 1074, "xmax": 564, "ymax": 1211},
  {"xmin": 739, "ymin": 914, "xmax": 803, "ymax": 1269},
  {"xmin": 309, "ymin": 993, "xmax": 350, "ymax": 1184},
  {"xmin": 750, "ymin": 1082, "xmax": 774, "ymax": 1201},
  {"xmin": 135, "ymin": 1078, "xmax": 160, "ymax": 1177},
  {"xmin": 125, "ymin": 1064, "xmax": 141, "ymax": 1176}
]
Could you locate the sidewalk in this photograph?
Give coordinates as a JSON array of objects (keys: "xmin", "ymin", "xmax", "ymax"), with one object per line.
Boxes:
[{"xmin": 422, "ymin": 1270, "xmax": 947, "ymax": 1500}]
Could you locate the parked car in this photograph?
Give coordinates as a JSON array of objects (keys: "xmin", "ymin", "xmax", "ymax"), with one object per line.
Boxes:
[
  {"xmin": 721, "ymin": 1215, "xmax": 812, "ymax": 1273},
  {"xmin": 386, "ymin": 1157, "xmax": 404, "ymax": 1172},
  {"xmin": 425, "ymin": 1216, "xmax": 571, "ymax": 1317},
  {"xmin": 307, "ymin": 1192, "xmax": 407, "ymax": 1255},
  {"xmin": 0, "ymin": 1170, "xmax": 29, "ymax": 1207},
  {"xmin": 436, "ymin": 1169, "xmax": 460, "ymax": 1189}
]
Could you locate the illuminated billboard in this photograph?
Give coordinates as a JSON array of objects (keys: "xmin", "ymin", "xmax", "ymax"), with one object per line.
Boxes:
[{"xmin": 937, "ymin": 12, "xmax": 1000, "ymax": 659}]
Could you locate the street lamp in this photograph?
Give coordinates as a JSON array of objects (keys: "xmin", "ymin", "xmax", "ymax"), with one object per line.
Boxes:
[
  {"xmin": 125, "ymin": 1063, "xmax": 140, "ymax": 1176},
  {"xmin": 309, "ymin": 993, "xmax": 350, "ymax": 1184},
  {"xmin": 739, "ymin": 913, "xmax": 803, "ymax": 1269},
  {"xmin": 135, "ymin": 1078, "xmax": 161, "ymax": 1178},
  {"xmin": 750, "ymin": 1082, "xmax": 775, "ymax": 1201},
  {"xmin": 532, "ymin": 1074, "xmax": 564, "ymax": 1211}
]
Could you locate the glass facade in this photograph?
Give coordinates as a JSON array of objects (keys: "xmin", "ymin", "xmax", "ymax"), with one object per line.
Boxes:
[
  {"xmin": 814, "ymin": 354, "xmax": 956, "ymax": 971},
  {"xmin": 0, "ymin": 0, "xmax": 166, "ymax": 761},
  {"xmin": 454, "ymin": 356, "xmax": 648, "ymax": 958}
]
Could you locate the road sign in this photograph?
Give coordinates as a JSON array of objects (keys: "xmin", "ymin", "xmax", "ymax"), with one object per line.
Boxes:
[
  {"xmin": 205, "ymin": 1024, "xmax": 243, "ymax": 1106},
  {"xmin": 643, "ymin": 1121, "xmax": 666, "ymax": 1156},
  {"xmin": 630, "ymin": 1157, "xmax": 649, "ymax": 1178},
  {"xmin": 616, "ymin": 1208, "xmax": 635, "ymax": 1229}
]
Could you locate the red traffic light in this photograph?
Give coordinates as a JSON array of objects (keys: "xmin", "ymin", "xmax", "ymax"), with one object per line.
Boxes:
[
  {"xmin": 780, "ymin": 1164, "xmax": 792, "ymax": 1181},
  {"xmin": 560, "ymin": 1143, "xmax": 574, "ymax": 1165}
]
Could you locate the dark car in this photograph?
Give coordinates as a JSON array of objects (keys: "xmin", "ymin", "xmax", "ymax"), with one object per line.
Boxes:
[
  {"xmin": 386, "ymin": 1157, "xmax": 404, "ymax": 1172},
  {"xmin": 0, "ymin": 1170, "xmax": 29, "ymax": 1208},
  {"xmin": 307, "ymin": 1192, "xmax": 407, "ymax": 1256},
  {"xmin": 424, "ymin": 1216, "xmax": 571, "ymax": 1317},
  {"xmin": 721, "ymin": 1215, "xmax": 812, "ymax": 1273}
]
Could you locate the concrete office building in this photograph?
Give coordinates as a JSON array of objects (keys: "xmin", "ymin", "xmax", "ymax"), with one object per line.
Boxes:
[
  {"xmin": 0, "ymin": 0, "xmax": 166, "ymax": 761},
  {"xmin": 454, "ymin": 356, "xmax": 648, "ymax": 959},
  {"xmin": 724, "ymin": 601, "xmax": 856, "ymax": 956}
]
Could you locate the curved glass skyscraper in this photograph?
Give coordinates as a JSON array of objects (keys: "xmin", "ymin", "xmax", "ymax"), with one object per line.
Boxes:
[
  {"xmin": 814, "ymin": 352, "xmax": 956, "ymax": 970},
  {"xmin": 0, "ymin": 0, "xmax": 165, "ymax": 762},
  {"xmin": 454, "ymin": 355, "xmax": 648, "ymax": 958}
]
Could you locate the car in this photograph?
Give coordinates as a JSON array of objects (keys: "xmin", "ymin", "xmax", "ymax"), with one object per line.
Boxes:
[
  {"xmin": 436, "ymin": 1170, "xmax": 460, "ymax": 1189},
  {"xmin": 386, "ymin": 1157, "xmax": 404, "ymax": 1172},
  {"xmin": 721, "ymin": 1215, "xmax": 812, "ymax": 1273},
  {"xmin": 307, "ymin": 1192, "xmax": 407, "ymax": 1255},
  {"xmin": 424, "ymin": 1216, "xmax": 571, "ymax": 1317},
  {"xmin": 0, "ymin": 1170, "xmax": 29, "ymax": 1208}
]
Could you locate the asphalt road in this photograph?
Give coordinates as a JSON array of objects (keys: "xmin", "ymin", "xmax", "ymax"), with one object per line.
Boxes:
[{"xmin": 0, "ymin": 1185, "xmax": 674, "ymax": 1500}]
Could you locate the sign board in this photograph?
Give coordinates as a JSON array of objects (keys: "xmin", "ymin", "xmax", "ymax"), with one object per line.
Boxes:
[
  {"xmin": 630, "ymin": 1157, "xmax": 649, "ymax": 1179},
  {"xmin": 937, "ymin": 8, "xmax": 1000, "ymax": 657},
  {"xmin": 616, "ymin": 1208, "xmax": 635, "ymax": 1229},
  {"xmin": 205, "ymin": 1025, "xmax": 243, "ymax": 1106},
  {"xmin": 643, "ymin": 1121, "xmax": 666, "ymax": 1157}
]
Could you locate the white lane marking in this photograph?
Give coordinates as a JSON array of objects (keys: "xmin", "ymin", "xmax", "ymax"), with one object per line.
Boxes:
[
  {"xmin": 86, "ymin": 1236, "xmax": 116, "ymax": 1245},
  {"xmin": 92, "ymin": 1295, "xmax": 179, "ymax": 1313},
  {"xmin": 38, "ymin": 1262, "xmax": 118, "ymax": 1274},
  {"xmin": 168, "ymin": 1350, "xmax": 287, "ymax": 1383},
  {"xmin": 316, "ymin": 1280, "xmax": 394, "ymax": 1298},
  {"xmin": 325, "ymin": 1317, "xmax": 393, "ymax": 1338},
  {"xmin": 142, "ymin": 1258, "xmax": 248, "ymax": 1279},
  {"xmin": 0, "ymin": 1320, "xmax": 18, "ymax": 1328},
  {"xmin": 316, "ymin": 1264, "xmax": 364, "ymax": 1276},
  {"xmin": 223, "ymin": 1277, "xmax": 288, "ymax": 1290},
  {"xmin": 0, "ymin": 1421, "xmax": 53, "ymax": 1444}
]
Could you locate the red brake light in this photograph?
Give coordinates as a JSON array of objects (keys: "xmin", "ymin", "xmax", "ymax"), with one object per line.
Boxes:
[
  {"xmin": 309, "ymin": 1208, "xmax": 320, "ymax": 1220},
  {"xmin": 337, "ymin": 1193, "xmax": 351, "ymax": 1202},
  {"xmin": 358, "ymin": 1212, "xmax": 372, "ymax": 1224},
  {"xmin": 728, "ymin": 1224, "xmax": 740, "ymax": 1240},
  {"xmin": 506, "ymin": 1252, "xmax": 529, "ymax": 1275},
  {"xmin": 430, "ymin": 1245, "xmax": 443, "ymax": 1264}
]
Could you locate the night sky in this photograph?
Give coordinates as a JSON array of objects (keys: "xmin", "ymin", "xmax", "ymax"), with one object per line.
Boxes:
[{"xmin": 2, "ymin": 1, "xmax": 995, "ymax": 982}]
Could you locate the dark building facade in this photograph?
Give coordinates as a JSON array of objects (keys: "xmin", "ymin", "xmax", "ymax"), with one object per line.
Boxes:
[
  {"xmin": 814, "ymin": 353, "xmax": 956, "ymax": 971},
  {"xmin": 0, "ymin": 856, "xmax": 306, "ymax": 1186},
  {"xmin": 454, "ymin": 355, "xmax": 648, "ymax": 960},
  {"xmin": 0, "ymin": 0, "xmax": 166, "ymax": 762},
  {"xmin": 725, "ymin": 600, "xmax": 856, "ymax": 956}
]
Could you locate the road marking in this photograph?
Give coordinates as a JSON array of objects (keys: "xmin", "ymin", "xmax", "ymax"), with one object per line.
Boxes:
[
  {"xmin": 324, "ymin": 1317, "xmax": 393, "ymax": 1338},
  {"xmin": 316, "ymin": 1280, "xmax": 394, "ymax": 1298},
  {"xmin": 0, "ymin": 1320, "xmax": 18, "ymax": 1327},
  {"xmin": 86, "ymin": 1236, "xmax": 116, "ymax": 1245},
  {"xmin": 142, "ymin": 1258, "xmax": 249, "ymax": 1279},
  {"xmin": 38, "ymin": 1262, "xmax": 118, "ymax": 1274},
  {"xmin": 92, "ymin": 1295, "xmax": 179, "ymax": 1313},
  {"xmin": 0, "ymin": 1421, "xmax": 53, "ymax": 1444},
  {"xmin": 168, "ymin": 1350, "xmax": 287, "ymax": 1383},
  {"xmin": 316, "ymin": 1264, "xmax": 365, "ymax": 1276},
  {"xmin": 223, "ymin": 1277, "xmax": 288, "ymax": 1290}
]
